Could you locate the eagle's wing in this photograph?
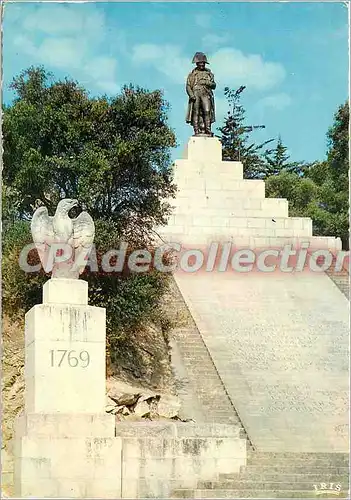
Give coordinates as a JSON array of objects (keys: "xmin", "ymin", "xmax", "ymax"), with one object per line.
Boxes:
[
  {"xmin": 72, "ymin": 211, "xmax": 95, "ymax": 275},
  {"xmin": 31, "ymin": 207, "xmax": 55, "ymax": 273}
]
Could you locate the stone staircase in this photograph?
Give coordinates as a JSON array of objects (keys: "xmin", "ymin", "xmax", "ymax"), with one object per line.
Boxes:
[
  {"xmin": 168, "ymin": 278, "xmax": 253, "ymax": 447},
  {"xmin": 326, "ymin": 263, "xmax": 349, "ymax": 299},
  {"xmin": 173, "ymin": 452, "xmax": 350, "ymax": 498}
]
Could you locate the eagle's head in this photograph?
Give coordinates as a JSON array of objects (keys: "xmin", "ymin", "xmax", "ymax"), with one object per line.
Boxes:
[{"xmin": 56, "ymin": 199, "xmax": 79, "ymax": 215}]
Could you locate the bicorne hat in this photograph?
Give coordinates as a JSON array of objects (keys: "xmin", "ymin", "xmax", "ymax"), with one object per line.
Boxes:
[{"xmin": 192, "ymin": 52, "xmax": 209, "ymax": 64}]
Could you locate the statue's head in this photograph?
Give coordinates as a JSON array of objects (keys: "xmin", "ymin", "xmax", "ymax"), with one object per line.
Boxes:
[
  {"xmin": 57, "ymin": 199, "xmax": 79, "ymax": 214},
  {"xmin": 192, "ymin": 52, "xmax": 209, "ymax": 70}
]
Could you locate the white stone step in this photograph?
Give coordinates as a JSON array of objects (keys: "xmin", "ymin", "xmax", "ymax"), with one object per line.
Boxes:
[
  {"xmin": 175, "ymin": 177, "xmax": 267, "ymax": 191},
  {"xmin": 176, "ymin": 181, "xmax": 265, "ymax": 199},
  {"xmin": 155, "ymin": 232, "xmax": 341, "ymax": 250},
  {"xmin": 169, "ymin": 198, "xmax": 289, "ymax": 218},
  {"xmin": 165, "ymin": 216, "xmax": 312, "ymax": 235},
  {"xmin": 172, "ymin": 208, "xmax": 288, "ymax": 218},
  {"xmin": 174, "ymin": 160, "xmax": 244, "ymax": 181},
  {"xmin": 159, "ymin": 224, "xmax": 312, "ymax": 239},
  {"xmin": 173, "ymin": 269, "xmax": 349, "ymax": 454}
]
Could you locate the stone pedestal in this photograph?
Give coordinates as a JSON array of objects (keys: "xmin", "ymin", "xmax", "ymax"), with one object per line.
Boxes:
[
  {"xmin": 14, "ymin": 279, "xmax": 122, "ymax": 498},
  {"xmin": 25, "ymin": 279, "xmax": 106, "ymax": 414}
]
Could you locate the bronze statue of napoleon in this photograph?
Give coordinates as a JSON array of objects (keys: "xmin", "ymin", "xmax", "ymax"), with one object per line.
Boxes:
[{"xmin": 185, "ymin": 52, "xmax": 216, "ymax": 137}]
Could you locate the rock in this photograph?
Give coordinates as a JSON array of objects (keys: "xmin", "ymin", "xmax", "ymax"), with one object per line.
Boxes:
[
  {"xmin": 110, "ymin": 393, "xmax": 141, "ymax": 406},
  {"xmin": 156, "ymin": 394, "xmax": 181, "ymax": 419},
  {"xmin": 134, "ymin": 400, "xmax": 150, "ymax": 417},
  {"xmin": 139, "ymin": 391, "xmax": 159, "ymax": 402},
  {"xmin": 106, "ymin": 406, "xmax": 116, "ymax": 414},
  {"xmin": 116, "ymin": 406, "xmax": 130, "ymax": 416},
  {"xmin": 105, "ymin": 396, "xmax": 117, "ymax": 413},
  {"xmin": 107, "ymin": 379, "xmax": 144, "ymax": 406},
  {"xmin": 148, "ymin": 395, "xmax": 161, "ymax": 418}
]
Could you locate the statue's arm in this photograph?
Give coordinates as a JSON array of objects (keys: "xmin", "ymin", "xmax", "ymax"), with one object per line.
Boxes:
[
  {"xmin": 186, "ymin": 75, "xmax": 195, "ymax": 99},
  {"xmin": 208, "ymin": 71, "xmax": 216, "ymax": 90}
]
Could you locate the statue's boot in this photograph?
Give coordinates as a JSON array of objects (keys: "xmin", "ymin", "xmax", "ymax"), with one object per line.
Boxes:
[{"xmin": 204, "ymin": 116, "xmax": 213, "ymax": 137}]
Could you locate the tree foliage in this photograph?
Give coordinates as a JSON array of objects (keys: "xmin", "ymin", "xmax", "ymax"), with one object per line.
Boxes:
[
  {"xmin": 3, "ymin": 66, "xmax": 177, "ymax": 244},
  {"xmin": 263, "ymin": 136, "xmax": 303, "ymax": 177},
  {"xmin": 266, "ymin": 103, "xmax": 349, "ymax": 248},
  {"xmin": 217, "ymin": 86, "xmax": 274, "ymax": 178}
]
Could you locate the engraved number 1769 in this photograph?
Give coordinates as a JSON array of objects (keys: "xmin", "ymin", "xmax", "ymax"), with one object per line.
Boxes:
[{"xmin": 50, "ymin": 350, "xmax": 90, "ymax": 368}]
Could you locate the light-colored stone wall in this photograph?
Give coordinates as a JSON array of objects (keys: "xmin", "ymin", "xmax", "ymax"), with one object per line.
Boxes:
[
  {"xmin": 14, "ymin": 417, "xmax": 247, "ymax": 498},
  {"xmin": 117, "ymin": 422, "xmax": 247, "ymax": 498}
]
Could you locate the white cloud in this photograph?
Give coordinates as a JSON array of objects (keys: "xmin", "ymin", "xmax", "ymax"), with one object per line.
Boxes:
[
  {"xmin": 84, "ymin": 57, "xmax": 120, "ymax": 94},
  {"xmin": 21, "ymin": 4, "xmax": 105, "ymax": 39},
  {"xmin": 132, "ymin": 44, "xmax": 189, "ymax": 84},
  {"xmin": 257, "ymin": 93, "xmax": 292, "ymax": 111},
  {"xmin": 212, "ymin": 48, "xmax": 286, "ymax": 91},
  {"xmin": 195, "ymin": 14, "xmax": 211, "ymax": 28},
  {"xmin": 132, "ymin": 44, "xmax": 165, "ymax": 62},
  {"xmin": 8, "ymin": 4, "xmax": 118, "ymax": 95},
  {"xmin": 36, "ymin": 38, "xmax": 87, "ymax": 69},
  {"xmin": 131, "ymin": 43, "xmax": 286, "ymax": 92}
]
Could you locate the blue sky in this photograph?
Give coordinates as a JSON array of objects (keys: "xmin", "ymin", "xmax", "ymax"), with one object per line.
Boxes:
[{"xmin": 3, "ymin": 1, "xmax": 349, "ymax": 163}]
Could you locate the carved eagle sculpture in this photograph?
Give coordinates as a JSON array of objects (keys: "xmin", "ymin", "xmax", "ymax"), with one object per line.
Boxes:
[{"xmin": 31, "ymin": 199, "xmax": 95, "ymax": 279}]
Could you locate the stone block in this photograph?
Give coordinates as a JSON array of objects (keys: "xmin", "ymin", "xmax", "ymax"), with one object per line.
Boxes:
[
  {"xmin": 14, "ymin": 456, "xmax": 51, "ymax": 479},
  {"xmin": 24, "ymin": 304, "xmax": 105, "ymax": 414},
  {"xmin": 174, "ymin": 437, "xmax": 246, "ymax": 460},
  {"xmin": 86, "ymin": 478, "xmax": 121, "ymax": 498},
  {"xmin": 15, "ymin": 477, "xmax": 59, "ymax": 498},
  {"xmin": 247, "ymin": 218, "xmax": 267, "ymax": 228},
  {"xmin": 25, "ymin": 303, "xmax": 105, "ymax": 345},
  {"xmin": 178, "ymin": 185, "xmax": 265, "ymax": 200},
  {"xmin": 56, "ymin": 480, "xmax": 89, "ymax": 498},
  {"xmin": 183, "ymin": 137, "xmax": 222, "ymax": 162},
  {"xmin": 137, "ymin": 478, "xmax": 186, "ymax": 499},
  {"xmin": 172, "ymin": 456, "xmax": 218, "ymax": 480},
  {"xmin": 115, "ymin": 421, "xmax": 177, "ymax": 438},
  {"xmin": 175, "ymin": 423, "xmax": 242, "ymax": 438},
  {"xmin": 43, "ymin": 278, "xmax": 88, "ymax": 306},
  {"xmin": 14, "ymin": 435, "xmax": 122, "ymax": 497},
  {"xmin": 228, "ymin": 218, "xmax": 248, "ymax": 228}
]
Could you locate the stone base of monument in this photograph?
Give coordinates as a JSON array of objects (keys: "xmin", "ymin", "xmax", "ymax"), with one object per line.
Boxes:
[
  {"xmin": 157, "ymin": 136, "xmax": 342, "ymax": 251},
  {"xmin": 13, "ymin": 278, "xmax": 123, "ymax": 498},
  {"xmin": 14, "ymin": 414, "xmax": 122, "ymax": 498},
  {"xmin": 13, "ymin": 278, "xmax": 248, "ymax": 498}
]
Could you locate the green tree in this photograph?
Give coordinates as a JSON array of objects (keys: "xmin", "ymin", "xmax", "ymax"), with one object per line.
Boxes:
[
  {"xmin": 265, "ymin": 102, "xmax": 349, "ymax": 249},
  {"xmin": 265, "ymin": 170, "xmax": 318, "ymax": 216},
  {"xmin": 3, "ymin": 66, "xmax": 176, "ymax": 244},
  {"xmin": 218, "ymin": 86, "xmax": 274, "ymax": 179},
  {"xmin": 306, "ymin": 102, "xmax": 349, "ymax": 248},
  {"xmin": 326, "ymin": 102, "xmax": 349, "ymax": 189},
  {"xmin": 262, "ymin": 136, "xmax": 303, "ymax": 177}
]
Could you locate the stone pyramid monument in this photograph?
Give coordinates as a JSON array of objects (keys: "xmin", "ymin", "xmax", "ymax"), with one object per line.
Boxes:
[{"xmin": 158, "ymin": 136, "xmax": 342, "ymax": 252}]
